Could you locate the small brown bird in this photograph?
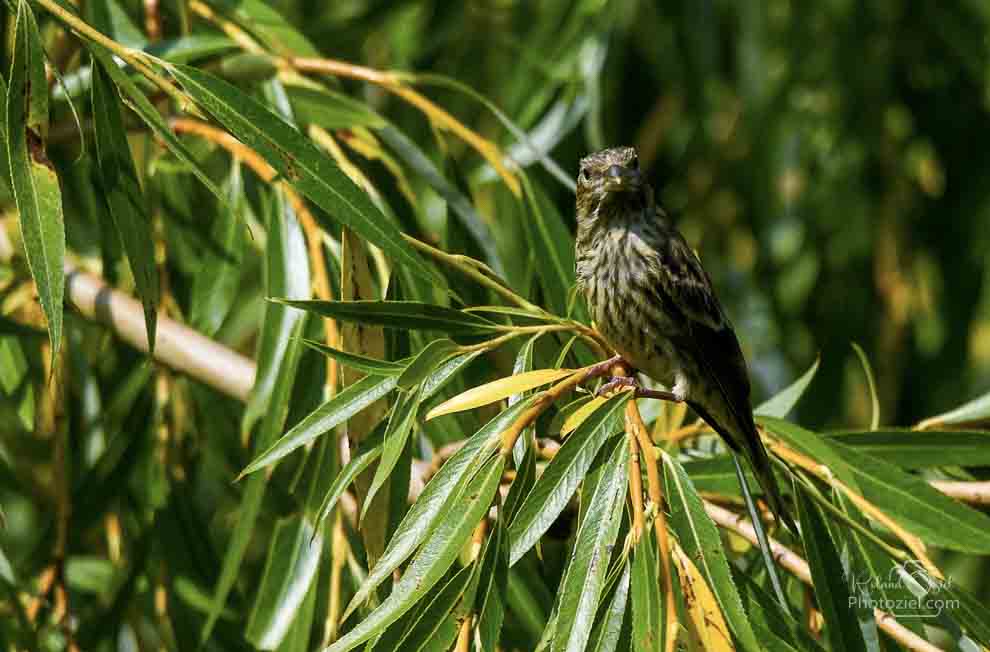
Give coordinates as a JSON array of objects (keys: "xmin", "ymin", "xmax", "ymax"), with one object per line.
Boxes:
[{"xmin": 575, "ymin": 146, "xmax": 794, "ymax": 531}]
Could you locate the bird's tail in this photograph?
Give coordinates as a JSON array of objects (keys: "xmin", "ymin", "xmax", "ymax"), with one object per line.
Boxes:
[
  {"xmin": 741, "ymin": 423, "xmax": 797, "ymax": 534},
  {"xmin": 691, "ymin": 401, "xmax": 796, "ymax": 533}
]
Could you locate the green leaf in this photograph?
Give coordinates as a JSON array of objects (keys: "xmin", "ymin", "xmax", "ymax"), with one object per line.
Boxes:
[
  {"xmin": 826, "ymin": 429, "xmax": 990, "ymax": 468},
  {"xmin": 240, "ymin": 373, "xmax": 398, "ymax": 478},
  {"xmin": 189, "ymin": 161, "xmax": 245, "ymax": 337},
  {"xmin": 520, "ymin": 175, "xmax": 586, "ymax": 319},
  {"xmin": 795, "ymin": 485, "xmax": 868, "ymax": 652},
  {"xmin": 917, "ymin": 390, "xmax": 990, "ymax": 429},
  {"xmin": 342, "ymin": 396, "xmax": 537, "ymax": 621},
  {"xmin": 243, "ymin": 187, "xmax": 311, "ymax": 434},
  {"xmin": 630, "ymin": 519, "xmax": 663, "ymax": 652},
  {"xmin": 369, "ymin": 562, "xmax": 473, "ymax": 652},
  {"xmin": 6, "ymin": 1, "xmax": 64, "ymax": 361},
  {"xmin": 832, "ymin": 440, "xmax": 990, "ymax": 553},
  {"xmin": 300, "ymin": 339, "xmax": 405, "ymax": 376},
  {"xmin": 758, "ymin": 416, "xmax": 860, "ymax": 491},
  {"xmin": 167, "ymin": 64, "xmax": 434, "ymax": 282},
  {"xmin": 90, "ymin": 58, "xmax": 160, "ymax": 349},
  {"xmin": 86, "ymin": 44, "xmax": 226, "ymax": 203},
  {"xmin": 508, "ymin": 392, "xmax": 629, "ymax": 565},
  {"xmin": 420, "ymin": 350, "xmax": 485, "ymax": 401},
  {"xmin": 207, "ymin": 0, "xmax": 320, "ymax": 56},
  {"xmin": 550, "ymin": 434, "xmax": 628, "ymax": 652},
  {"xmin": 325, "ymin": 455, "xmax": 504, "ymax": 652},
  {"xmin": 313, "ymin": 426, "xmax": 384, "ymax": 528},
  {"xmin": 396, "ymin": 339, "xmax": 461, "ymax": 390},
  {"xmin": 662, "ymin": 454, "xmax": 761, "ymax": 652},
  {"xmin": 361, "ymin": 388, "xmax": 421, "ymax": 522},
  {"xmin": 201, "ymin": 316, "xmax": 307, "ymax": 643},
  {"xmin": 755, "ymin": 356, "xmax": 820, "ymax": 418},
  {"xmin": 475, "ymin": 517, "xmax": 509, "ymax": 651},
  {"xmin": 272, "ymin": 299, "xmax": 499, "ymax": 335},
  {"xmin": 588, "ymin": 562, "xmax": 631, "ymax": 652},
  {"xmin": 245, "ymin": 516, "xmax": 322, "ymax": 650},
  {"xmin": 850, "ymin": 343, "xmax": 880, "ymax": 429}
]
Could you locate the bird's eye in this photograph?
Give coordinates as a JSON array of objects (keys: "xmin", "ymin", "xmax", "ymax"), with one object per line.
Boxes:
[
  {"xmin": 630, "ymin": 155, "xmax": 639, "ymax": 169},
  {"xmin": 579, "ymin": 169, "xmax": 589, "ymax": 183}
]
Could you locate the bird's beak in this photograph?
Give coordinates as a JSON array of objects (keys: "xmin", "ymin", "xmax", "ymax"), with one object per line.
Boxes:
[{"xmin": 603, "ymin": 164, "xmax": 643, "ymax": 193}]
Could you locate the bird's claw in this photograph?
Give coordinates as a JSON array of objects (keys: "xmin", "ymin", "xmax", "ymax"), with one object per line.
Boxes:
[{"xmin": 596, "ymin": 376, "xmax": 639, "ymax": 397}]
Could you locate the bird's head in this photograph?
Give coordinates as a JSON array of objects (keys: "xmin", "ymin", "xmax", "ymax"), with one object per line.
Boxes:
[{"xmin": 575, "ymin": 146, "xmax": 652, "ymax": 225}]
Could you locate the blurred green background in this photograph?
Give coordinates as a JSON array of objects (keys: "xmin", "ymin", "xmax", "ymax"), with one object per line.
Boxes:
[{"xmin": 284, "ymin": 0, "xmax": 990, "ymax": 429}]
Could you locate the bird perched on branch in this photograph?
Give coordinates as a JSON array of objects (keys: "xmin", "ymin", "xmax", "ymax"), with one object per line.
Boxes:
[{"xmin": 575, "ymin": 145, "xmax": 795, "ymax": 532}]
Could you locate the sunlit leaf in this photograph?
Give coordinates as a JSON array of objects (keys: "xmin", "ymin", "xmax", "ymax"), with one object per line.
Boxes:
[
  {"xmin": 427, "ymin": 368, "xmax": 576, "ymax": 422},
  {"xmin": 755, "ymin": 356, "xmax": 820, "ymax": 418},
  {"xmin": 325, "ymin": 455, "xmax": 504, "ymax": 652},
  {"xmin": 508, "ymin": 393, "xmax": 629, "ymax": 565},
  {"xmin": 672, "ymin": 542, "xmax": 734, "ymax": 652},
  {"xmin": 245, "ymin": 516, "xmax": 322, "ymax": 650},
  {"xmin": 550, "ymin": 434, "xmax": 628, "ymax": 652}
]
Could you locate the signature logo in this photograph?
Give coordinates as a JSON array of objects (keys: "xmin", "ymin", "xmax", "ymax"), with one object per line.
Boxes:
[{"xmin": 848, "ymin": 560, "xmax": 956, "ymax": 619}]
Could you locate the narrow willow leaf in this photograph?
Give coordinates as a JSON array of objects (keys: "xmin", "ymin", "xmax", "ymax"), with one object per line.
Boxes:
[
  {"xmin": 245, "ymin": 516, "xmax": 322, "ymax": 650},
  {"xmin": 630, "ymin": 530, "xmax": 663, "ymax": 652},
  {"xmin": 673, "ymin": 543, "xmax": 734, "ymax": 652},
  {"xmin": 342, "ymin": 396, "xmax": 537, "ymax": 622},
  {"xmin": 476, "ymin": 517, "xmax": 509, "ymax": 651},
  {"xmin": 520, "ymin": 175, "xmax": 586, "ymax": 320},
  {"xmin": 588, "ymin": 562, "xmax": 631, "ymax": 652},
  {"xmin": 273, "ymin": 299, "xmax": 498, "ymax": 335},
  {"xmin": 550, "ymin": 435, "xmax": 628, "ymax": 652},
  {"xmin": 427, "ymin": 368, "xmax": 576, "ymax": 422},
  {"xmin": 361, "ymin": 389, "xmax": 421, "ymax": 522},
  {"xmin": 189, "ymin": 161, "xmax": 244, "ymax": 337},
  {"xmin": 826, "ymin": 429, "xmax": 990, "ymax": 468},
  {"xmin": 313, "ymin": 428, "xmax": 384, "ymax": 528},
  {"xmin": 201, "ymin": 317, "xmax": 307, "ymax": 642},
  {"xmin": 755, "ymin": 356, "xmax": 820, "ymax": 418},
  {"xmin": 91, "ymin": 59, "xmax": 159, "ymax": 349},
  {"xmin": 851, "ymin": 343, "xmax": 880, "ymax": 430},
  {"xmin": 509, "ymin": 333, "xmax": 540, "ymax": 464},
  {"xmin": 396, "ymin": 339, "xmax": 460, "ymax": 390},
  {"xmin": 239, "ymin": 374, "xmax": 398, "ymax": 478},
  {"xmin": 562, "ymin": 395, "xmax": 607, "ymax": 436},
  {"xmin": 7, "ymin": 1, "xmax": 64, "ymax": 361},
  {"xmin": 415, "ymin": 352, "xmax": 476, "ymax": 401},
  {"xmin": 916, "ymin": 390, "xmax": 990, "ymax": 430},
  {"xmin": 243, "ymin": 188, "xmax": 310, "ymax": 434},
  {"xmin": 795, "ymin": 486, "xmax": 868, "ymax": 652},
  {"xmin": 832, "ymin": 440, "xmax": 990, "ymax": 553},
  {"xmin": 662, "ymin": 454, "xmax": 761, "ymax": 652},
  {"xmin": 301, "ymin": 339, "xmax": 406, "ymax": 376},
  {"xmin": 325, "ymin": 456, "xmax": 504, "ymax": 652},
  {"xmin": 168, "ymin": 65, "xmax": 434, "ymax": 282},
  {"xmin": 758, "ymin": 416, "xmax": 861, "ymax": 491},
  {"xmin": 369, "ymin": 562, "xmax": 473, "ymax": 652},
  {"xmin": 734, "ymin": 570, "xmax": 825, "ymax": 652},
  {"xmin": 86, "ymin": 45, "xmax": 226, "ymax": 202},
  {"xmin": 508, "ymin": 393, "xmax": 628, "ymax": 565}
]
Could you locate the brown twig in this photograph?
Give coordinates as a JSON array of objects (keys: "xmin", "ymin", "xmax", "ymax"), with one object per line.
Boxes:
[{"xmin": 930, "ymin": 480, "xmax": 990, "ymax": 505}]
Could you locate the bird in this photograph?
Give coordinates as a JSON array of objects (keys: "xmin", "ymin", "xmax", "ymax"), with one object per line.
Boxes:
[{"xmin": 574, "ymin": 145, "xmax": 795, "ymax": 532}]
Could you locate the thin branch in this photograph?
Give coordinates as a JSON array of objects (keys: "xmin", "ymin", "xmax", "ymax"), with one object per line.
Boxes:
[{"xmin": 65, "ymin": 264, "xmax": 256, "ymax": 400}]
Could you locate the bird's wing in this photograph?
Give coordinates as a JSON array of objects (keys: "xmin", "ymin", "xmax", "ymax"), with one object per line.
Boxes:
[{"xmin": 647, "ymin": 214, "xmax": 754, "ymax": 433}]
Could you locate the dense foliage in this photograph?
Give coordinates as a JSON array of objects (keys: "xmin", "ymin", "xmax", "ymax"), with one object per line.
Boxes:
[{"xmin": 1, "ymin": 1, "xmax": 990, "ymax": 651}]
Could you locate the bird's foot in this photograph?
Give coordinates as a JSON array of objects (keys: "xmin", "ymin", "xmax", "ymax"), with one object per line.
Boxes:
[{"xmin": 596, "ymin": 375, "xmax": 683, "ymax": 402}]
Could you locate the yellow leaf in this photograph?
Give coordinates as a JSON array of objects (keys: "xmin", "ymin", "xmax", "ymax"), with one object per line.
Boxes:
[
  {"xmin": 561, "ymin": 395, "xmax": 607, "ymax": 436},
  {"xmin": 425, "ymin": 368, "xmax": 575, "ymax": 421},
  {"xmin": 673, "ymin": 542, "xmax": 735, "ymax": 652}
]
